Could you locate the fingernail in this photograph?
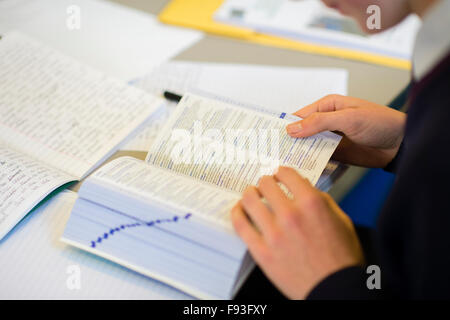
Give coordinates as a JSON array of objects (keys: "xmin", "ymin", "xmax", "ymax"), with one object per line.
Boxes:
[{"xmin": 287, "ymin": 123, "xmax": 302, "ymax": 134}]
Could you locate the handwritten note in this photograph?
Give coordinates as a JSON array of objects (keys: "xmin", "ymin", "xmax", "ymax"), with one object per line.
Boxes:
[
  {"xmin": 0, "ymin": 146, "xmax": 73, "ymax": 240},
  {"xmin": 0, "ymin": 32, "xmax": 163, "ymax": 179}
]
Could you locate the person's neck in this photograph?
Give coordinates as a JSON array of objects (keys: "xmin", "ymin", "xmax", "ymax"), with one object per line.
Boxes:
[{"xmin": 409, "ymin": 0, "xmax": 440, "ymax": 18}]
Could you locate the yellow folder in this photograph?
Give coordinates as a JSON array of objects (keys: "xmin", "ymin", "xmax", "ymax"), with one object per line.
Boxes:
[{"xmin": 159, "ymin": 0, "xmax": 411, "ymax": 70}]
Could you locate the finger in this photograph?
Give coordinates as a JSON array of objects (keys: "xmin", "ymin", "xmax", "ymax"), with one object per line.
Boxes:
[
  {"xmin": 286, "ymin": 109, "xmax": 351, "ymax": 138},
  {"xmin": 241, "ymin": 186, "xmax": 276, "ymax": 237},
  {"xmin": 321, "ymin": 192, "xmax": 340, "ymax": 211},
  {"xmin": 321, "ymin": 192, "xmax": 353, "ymax": 227},
  {"xmin": 293, "ymin": 94, "xmax": 346, "ymax": 118},
  {"xmin": 257, "ymin": 175, "xmax": 293, "ymax": 216},
  {"xmin": 293, "ymin": 94, "xmax": 363, "ymax": 118},
  {"xmin": 231, "ymin": 202, "xmax": 266, "ymax": 253},
  {"xmin": 274, "ymin": 166, "xmax": 317, "ymax": 201}
]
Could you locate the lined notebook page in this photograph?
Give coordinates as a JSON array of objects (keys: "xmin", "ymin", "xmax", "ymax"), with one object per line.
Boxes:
[
  {"xmin": 0, "ymin": 145, "xmax": 74, "ymax": 240},
  {"xmin": 0, "ymin": 32, "xmax": 163, "ymax": 179},
  {"xmin": 146, "ymin": 93, "xmax": 341, "ymax": 192},
  {"xmin": 0, "ymin": 190, "xmax": 190, "ymax": 299}
]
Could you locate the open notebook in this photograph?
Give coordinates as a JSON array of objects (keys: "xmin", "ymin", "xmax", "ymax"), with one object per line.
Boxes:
[
  {"xmin": 62, "ymin": 93, "xmax": 343, "ymax": 299},
  {"xmin": 0, "ymin": 32, "xmax": 163, "ymax": 240}
]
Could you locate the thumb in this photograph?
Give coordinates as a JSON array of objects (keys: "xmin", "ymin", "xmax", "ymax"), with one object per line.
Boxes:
[{"xmin": 286, "ymin": 110, "xmax": 350, "ymax": 138}]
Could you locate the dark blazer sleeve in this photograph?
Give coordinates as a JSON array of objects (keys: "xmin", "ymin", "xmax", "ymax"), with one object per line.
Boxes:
[
  {"xmin": 306, "ymin": 266, "xmax": 383, "ymax": 300},
  {"xmin": 383, "ymin": 140, "xmax": 404, "ymax": 173},
  {"xmin": 382, "ymin": 82, "xmax": 411, "ymax": 173},
  {"xmin": 308, "ymin": 52, "xmax": 450, "ymax": 299}
]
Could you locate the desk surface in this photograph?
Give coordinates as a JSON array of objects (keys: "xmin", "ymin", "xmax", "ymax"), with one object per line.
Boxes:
[
  {"xmin": 99, "ymin": 0, "xmax": 410, "ymax": 200},
  {"xmin": 3, "ymin": 0, "xmax": 411, "ymax": 300},
  {"xmin": 111, "ymin": 0, "xmax": 410, "ymax": 106}
]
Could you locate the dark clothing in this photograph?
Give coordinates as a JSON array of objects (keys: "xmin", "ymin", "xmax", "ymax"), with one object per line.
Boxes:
[
  {"xmin": 308, "ymin": 51, "xmax": 450, "ymax": 299},
  {"xmin": 236, "ymin": 52, "xmax": 450, "ymax": 300},
  {"xmin": 235, "ymin": 226, "xmax": 376, "ymax": 300}
]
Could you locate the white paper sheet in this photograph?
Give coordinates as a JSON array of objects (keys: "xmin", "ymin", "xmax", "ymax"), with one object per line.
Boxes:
[
  {"xmin": 0, "ymin": 190, "xmax": 191, "ymax": 299},
  {"xmin": 0, "ymin": 0, "xmax": 203, "ymax": 81},
  {"xmin": 121, "ymin": 101, "xmax": 178, "ymax": 152},
  {"xmin": 215, "ymin": 0, "xmax": 421, "ymax": 60},
  {"xmin": 122, "ymin": 61, "xmax": 348, "ymax": 151}
]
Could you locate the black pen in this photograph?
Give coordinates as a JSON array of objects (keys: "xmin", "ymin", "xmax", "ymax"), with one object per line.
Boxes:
[{"xmin": 163, "ymin": 91, "xmax": 183, "ymax": 103}]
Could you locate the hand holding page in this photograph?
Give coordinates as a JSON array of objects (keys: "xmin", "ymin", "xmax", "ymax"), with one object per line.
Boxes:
[{"xmin": 62, "ymin": 92, "xmax": 342, "ymax": 299}]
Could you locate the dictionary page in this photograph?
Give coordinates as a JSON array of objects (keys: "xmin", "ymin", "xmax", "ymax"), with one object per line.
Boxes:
[
  {"xmin": 0, "ymin": 145, "xmax": 74, "ymax": 240},
  {"xmin": 146, "ymin": 93, "xmax": 341, "ymax": 193},
  {"xmin": 81, "ymin": 157, "xmax": 241, "ymax": 230},
  {"xmin": 0, "ymin": 32, "xmax": 163, "ymax": 179},
  {"xmin": 122, "ymin": 61, "xmax": 347, "ymax": 151}
]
